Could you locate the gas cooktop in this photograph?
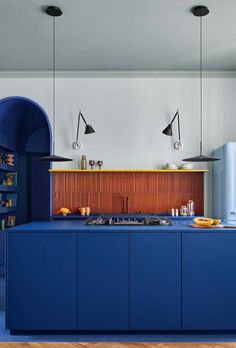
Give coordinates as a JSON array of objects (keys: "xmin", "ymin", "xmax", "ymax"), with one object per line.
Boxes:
[{"xmin": 85, "ymin": 216, "xmax": 172, "ymax": 226}]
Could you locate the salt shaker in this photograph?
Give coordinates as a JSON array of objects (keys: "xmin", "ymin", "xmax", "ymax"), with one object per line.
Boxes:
[{"xmin": 81, "ymin": 155, "xmax": 87, "ymax": 170}]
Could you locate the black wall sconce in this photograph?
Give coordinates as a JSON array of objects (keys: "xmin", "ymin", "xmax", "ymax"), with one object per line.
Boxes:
[
  {"xmin": 162, "ymin": 110, "xmax": 183, "ymax": 150},
  {"xmin": 72, "ymin": 110, "xmax": 95, "ymax": 150}
]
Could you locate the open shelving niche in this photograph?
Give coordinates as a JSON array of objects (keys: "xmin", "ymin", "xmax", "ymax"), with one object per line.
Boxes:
[{"xmin": 0, "ymin": 146, "xmax": 17, "ymax": 272}]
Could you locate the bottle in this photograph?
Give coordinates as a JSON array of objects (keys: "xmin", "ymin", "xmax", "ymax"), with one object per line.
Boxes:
[
  {"xmin": 81, "ymin": 155, "xmax": 87, "ymax": 170},
  {"xmin": 175, "ymin": 209, "xmax": 179, "ymax": 216},
  {"xmin": 187, "ymin": 200, "xmax": 195, "ymax": 216}
]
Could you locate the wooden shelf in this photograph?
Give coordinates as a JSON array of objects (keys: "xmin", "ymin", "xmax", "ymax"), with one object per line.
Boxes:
[
  {"xmin": 49, "ymin": 169, "xmax": 208, "ymax": 173},
  {"xmin": 0, "ymin": 185, "xmax": 17, "ymax": 192}
]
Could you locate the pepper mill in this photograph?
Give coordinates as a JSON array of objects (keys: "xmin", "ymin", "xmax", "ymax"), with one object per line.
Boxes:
[{"xmin": 81, "ymin": 155, "xmax": 87, "ymax": 170}]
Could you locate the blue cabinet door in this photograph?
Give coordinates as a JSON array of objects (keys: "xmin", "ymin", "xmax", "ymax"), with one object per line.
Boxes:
[
  {"xmin": 78, "ymin": 233, "xmax": 129, "ymax": 330},
  {"xmin": 6, "ymin": 232, "xmax": 77, "ymax": 330},
  {"xmin": 182, "ymin": 233, "xmax": 236, "ymax": 330},
  {"xmin": 130, "ymin": 233, "xmax": 181, "ymax": 330}
]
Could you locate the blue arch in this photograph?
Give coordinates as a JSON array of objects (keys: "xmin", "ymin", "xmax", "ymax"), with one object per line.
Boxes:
[
  {"xmin": 0, "ymin": 96, "xmax": 52, "ymax": 152},
  {"xmin": 0, "ymin": 96, "xmax": 52, "ymax": 223}
]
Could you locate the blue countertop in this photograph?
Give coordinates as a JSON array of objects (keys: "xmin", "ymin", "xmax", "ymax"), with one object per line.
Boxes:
[{"xmin": 6, "ymin": 218, "xmax": 236, "ymax": 233}]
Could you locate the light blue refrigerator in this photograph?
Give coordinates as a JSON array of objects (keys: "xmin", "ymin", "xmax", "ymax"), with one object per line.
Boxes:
[{"xmin": 213, "ymin": 142, "xmax": 236, "ymax": 220}]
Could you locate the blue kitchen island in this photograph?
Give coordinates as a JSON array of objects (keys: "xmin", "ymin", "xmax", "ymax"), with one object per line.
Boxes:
[{"xmin": 6, "ymin": 218, "xmax": 236, "ymax": 333}]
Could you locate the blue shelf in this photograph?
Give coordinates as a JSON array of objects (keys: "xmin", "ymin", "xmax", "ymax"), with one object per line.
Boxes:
[
  {"xmin": 0, "ymin": 185, "xmax": 17, "ymax": 192},
  {"xmin": 0, "ymin": 163, "xmax": 16, "ymax": 172},
  {"xmin": 0, "ymin": 207, "xmax": 16, "ymax": 214}
]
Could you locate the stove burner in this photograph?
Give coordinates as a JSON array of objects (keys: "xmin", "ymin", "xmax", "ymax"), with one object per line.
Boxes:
[{"xmin": 85, "ymin": 216, "xmax": 172, "ymax": 226}]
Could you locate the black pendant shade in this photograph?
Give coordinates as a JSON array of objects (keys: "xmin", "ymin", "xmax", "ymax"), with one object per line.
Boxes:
[
  {"xmin": 37, "ymin": 6, "xmax": 72, "ymax": 162},
  {"xmin": 182, "ymin": 5, "xmax": 219, "ymax": 162},
  {"xmin": 36, "ymin": 155, "xmax": 73, "ymax": 162},
  {"xmin": 182, "ymin": 155, "xmax": 220, "ymax": 162}
]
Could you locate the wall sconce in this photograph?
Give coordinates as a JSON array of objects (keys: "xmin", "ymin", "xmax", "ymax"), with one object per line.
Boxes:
[
  {"xmin": 162, "ymin": 110, "xmax": 183, "ymax": 150},
  {"xmin": 72, "ymin": 110, "xmax": 95, "ymax": 150}
]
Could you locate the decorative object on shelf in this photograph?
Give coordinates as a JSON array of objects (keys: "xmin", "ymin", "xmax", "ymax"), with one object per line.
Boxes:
[
  {"xmin": 72, "ymin": 110, "xmax": 95, "ymax": 150},
  {"xmin": 163, "ymin": 163, "xmax": 178, "ymax": 170},
  {"xmin": 0, "ymin": 219, "xmax": 5, "ymax": 230},
  {"xmin": 79, "ymin": 207, "xmax": 86, "ymax": 216},
  {"xmin": 7, "ymin": 215, "xmax": 16, "ymax": 227},
  {"xmin": 0, "ymin": 153, "xmax": 5, "ymax": 163},
  {"xmin": 81, "ymin": 155, "xmax": 88, "ymax": 170},
  {"xmin": 5, "ymin": 153, "xmax": 14, "ymax": 166},
  {"xmin": 182, "ymin": 6, "xmax": 219, "ymax": 162},
  {"xmin": 162, "ymin": 110, "xmax": 183, "ymax": 150},
  {"xmin": 37, "ymin": 6, "xmax": 72, "ymax": 162},
  {"xmin": 58, "ymin": 207, "xmax": 71, "ymax": 216},
  {"xmin": 179, "ymin": 163, "xmax": 193, "ymax": 170},
  {"xmin": 6, "ymin": 172, "xmax": 17, "ymax": 186},
  {"xmin": 97, "ymin": 160, "xmax": 103, "ymax": 170},
  {"xmin": 89, "ymin": 160, "xmax": 95, "ymax": 170}
]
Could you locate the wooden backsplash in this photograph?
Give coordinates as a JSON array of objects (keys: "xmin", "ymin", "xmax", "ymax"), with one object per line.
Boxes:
[{"xmin": 51, "ymin": 171, "xmax": 205, "ymax": 215}]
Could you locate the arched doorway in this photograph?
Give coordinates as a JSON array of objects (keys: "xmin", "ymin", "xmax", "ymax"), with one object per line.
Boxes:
[{"xmin": 0, "ymin": 96, "xmax": 51, "ymax": 225}]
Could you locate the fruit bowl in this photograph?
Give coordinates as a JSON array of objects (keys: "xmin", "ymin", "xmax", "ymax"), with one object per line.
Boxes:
[{"xmin": 193, "ymin": 217, "xmax": 214, "ymax": 226}]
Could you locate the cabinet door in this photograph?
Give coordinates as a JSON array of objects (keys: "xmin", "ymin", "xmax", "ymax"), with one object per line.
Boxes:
[
  {"xmin": 130, "ymin": 233, "xmax": 181, "ymax": 330},
  {"xmin": 6, "ymin": 232, "xmax": 77, "ymax": 330},
  {"xmin": 78, "ymin": 233, "xmax": 129, "ymax": 330},
  {"xmin": 182, "ymin": 233, "xmax": 236, "ymax": 330}
]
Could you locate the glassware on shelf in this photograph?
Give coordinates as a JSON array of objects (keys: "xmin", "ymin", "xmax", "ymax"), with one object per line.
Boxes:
[
  {"xmin": 89, "ymin": 160, "xmax": 95, "ymax": 170},
  {"xmin": 97, "ymin": 160, "xmax": 103, "ymax": 170}
]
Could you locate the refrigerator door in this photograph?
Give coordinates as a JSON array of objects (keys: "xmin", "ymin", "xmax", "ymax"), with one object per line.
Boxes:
[
  {"xmin": 225, "ymin": 143, "xmax": 236, "ymax": 221},
  {"xmin": 213, "ymin": 143, "xmax": 236, "ymax": 221}
]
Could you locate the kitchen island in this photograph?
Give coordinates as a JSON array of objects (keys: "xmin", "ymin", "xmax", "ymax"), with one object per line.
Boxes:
[{"xmin": 6, "ymin": 218, "xmax": 236, "ymax": 333}]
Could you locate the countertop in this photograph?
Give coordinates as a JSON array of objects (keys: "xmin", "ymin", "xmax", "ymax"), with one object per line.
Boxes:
[{"xmin": 6, "ymin": 218, "xmax": 236, "ymax": 233}]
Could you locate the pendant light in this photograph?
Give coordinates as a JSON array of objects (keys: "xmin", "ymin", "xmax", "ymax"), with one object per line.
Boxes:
[
  {"xmin": 182, "ymin": 5, "xmax": 219, "ymax": 162},
  {"xmin": 37, "ymin": 6, "xmax": 72, "ymax": 162}
]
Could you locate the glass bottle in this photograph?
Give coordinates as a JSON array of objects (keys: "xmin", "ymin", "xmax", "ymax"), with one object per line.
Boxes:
[{"xmin": 81, "ymin": 155, "xmax": 87, "ymax": 170}]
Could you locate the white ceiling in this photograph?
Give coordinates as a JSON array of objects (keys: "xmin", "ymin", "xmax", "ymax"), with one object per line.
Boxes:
[{"xmin": 1, "ymin": 0, "xmax": 236, "ymax": 71}]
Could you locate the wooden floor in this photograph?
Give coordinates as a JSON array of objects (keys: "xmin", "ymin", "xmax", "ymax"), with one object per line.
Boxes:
[{"xmin": 0, "ymin": 343, "xmax": 235, "ymax": 348}]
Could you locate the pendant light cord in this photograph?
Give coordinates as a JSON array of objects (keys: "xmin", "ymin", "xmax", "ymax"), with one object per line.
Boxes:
[
  {"xmin": 52, "ymin": 16, "xmax": 56, "ymax": 155},
  {"xmin": 200, "ymin": 16, "xmax": 203, "ymax": 156}
]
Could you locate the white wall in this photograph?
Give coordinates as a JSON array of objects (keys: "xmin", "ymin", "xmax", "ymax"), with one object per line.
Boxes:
[{"xmin": 1, "ymin": 74, "xmax": 236, "ymax": 214}]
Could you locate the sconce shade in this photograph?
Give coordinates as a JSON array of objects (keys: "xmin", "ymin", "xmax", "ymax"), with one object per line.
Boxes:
[
  {"xmin": 162, "ymin": 124, "xmax": 173, "ymax": 136},
  {"xmin": 85, "ymin": 124, "xmax": 95, "ymax": 134}
]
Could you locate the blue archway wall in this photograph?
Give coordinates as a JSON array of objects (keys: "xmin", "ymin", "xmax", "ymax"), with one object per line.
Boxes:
[{"xmin": 0, "ymin": 96, "xmax": 51, "ymax": 225}]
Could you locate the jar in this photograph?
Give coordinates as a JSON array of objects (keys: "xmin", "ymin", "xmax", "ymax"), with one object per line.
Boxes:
[{"xmin": 81, "ymin": 155, "xmax": 87, "ymax": 170}]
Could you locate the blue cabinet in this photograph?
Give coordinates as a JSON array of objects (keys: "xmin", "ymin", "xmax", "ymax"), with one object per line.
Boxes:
[
  {"xmin": 77, "ymin": 233, "xmax": 129, "ymax": 330},
  {"xmin": 182, "ymin": 233, "xmax": 236, "ymax": 330},
  {"xmin": 6, "ymin": 232, "xmax": 77, "ymax": 330},
  {"xmin": 130, "ymin": 233, "xmax": 181, "ymax": 330}
]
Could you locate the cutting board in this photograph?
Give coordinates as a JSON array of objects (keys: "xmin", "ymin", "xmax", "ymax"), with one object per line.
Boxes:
[{"xmin": 190, "ymin": 224, "xmax": 224, "ymax": 228}]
